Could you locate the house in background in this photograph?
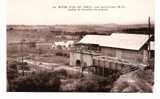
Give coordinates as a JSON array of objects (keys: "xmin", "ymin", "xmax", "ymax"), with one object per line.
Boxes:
[{"xmin": 69, "ymin": 33, "xmax": 153, "ymax": 74}]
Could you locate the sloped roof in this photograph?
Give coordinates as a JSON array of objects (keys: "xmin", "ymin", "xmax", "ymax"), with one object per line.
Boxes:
[{"xmin": 78, "ymin": 33, "xmax": 150, "ymax": 50}]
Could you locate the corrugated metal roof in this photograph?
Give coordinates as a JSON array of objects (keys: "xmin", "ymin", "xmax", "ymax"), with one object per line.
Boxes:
[{"xmin": 79, "ymin": 33, "xmax": 150, "ymax": 50}]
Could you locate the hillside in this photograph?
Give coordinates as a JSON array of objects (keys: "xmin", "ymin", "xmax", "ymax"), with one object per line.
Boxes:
[{"xmin": 7, "ymin": 24, "xmax": 154, "ymax": 43}]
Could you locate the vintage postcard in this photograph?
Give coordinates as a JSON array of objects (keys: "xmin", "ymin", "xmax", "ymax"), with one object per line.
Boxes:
[{"xmin": 7, "ymin": 0, "xmax": 154, "ymax": 92}]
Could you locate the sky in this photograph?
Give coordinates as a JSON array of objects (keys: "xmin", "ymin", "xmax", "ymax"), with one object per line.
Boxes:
[{"xmin": 7, "ymin": 0, "xmax": 154, "ymax": 25}]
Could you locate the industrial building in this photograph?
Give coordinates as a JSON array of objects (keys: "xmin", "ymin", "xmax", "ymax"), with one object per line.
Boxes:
[{"xmin": 70, "ymin": 33, "xmax": 154, "ymax": 74}]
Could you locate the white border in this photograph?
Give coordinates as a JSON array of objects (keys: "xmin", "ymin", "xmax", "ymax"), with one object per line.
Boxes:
[
  {"xmin": 154, "ymin": 0, "xmax": 160, "ymax": 94},
  {"xmin": 0, "ymin": 0, "xmax": 6, "ymax": 93}
]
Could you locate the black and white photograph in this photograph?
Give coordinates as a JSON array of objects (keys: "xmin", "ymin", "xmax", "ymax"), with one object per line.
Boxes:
[{"xmin": 6, "ymin": 0, "xmax": 155, "ymax": 93}]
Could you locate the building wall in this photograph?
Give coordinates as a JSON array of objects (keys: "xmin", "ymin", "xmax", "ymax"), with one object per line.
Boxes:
[
  {"xmin": 101, "ymin": 47, "xmax": 146, "ymax": 63},
  {"xmin": 101, "ymin": 47, "xmax": 116, "ymax": 57},
  {"xmin": 70, "ymin": 45, "xmax": 148, "ymax": 67},
  {"xmin": 70, "ymin": 52, "xmax": 81, "ymax": 66},
  {"xmin": 70, "ymin": 52, "xmax": 93, "ymax": 66}
]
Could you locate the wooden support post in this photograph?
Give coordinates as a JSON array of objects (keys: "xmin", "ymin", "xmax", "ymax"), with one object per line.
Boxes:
[
  {"xmin": 95, "ymin": 66, "xmax": 97, "ymax": 74},
  {"xmin": 93, "ymin": 59, "xmax": 96, "ymax": 74},
  {"xmin": 115, "ymin": 63, "xmax": 118, "ymax": 70},
  {"xmin": 119, "ymin": 64, "xmax": 122, "ymax": 70},
  {"xmin": 122, "ymin": 64, "xmax": 124, "ymax": 70},
  {"xmin": 103, "ymin": 61, "xmax": 105, "ymax": 77},
  {"xmin": 98, "ymin": 59, "xmax": 100, "ymax": 75},
  {"xmin": 109, "ymin": 62, "xmax": 111, "ymax": 69}
]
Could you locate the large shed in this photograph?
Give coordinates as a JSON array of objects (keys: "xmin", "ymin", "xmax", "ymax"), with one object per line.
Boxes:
[{"xmin": 70, "ymin": 33, "xmax": 152, "ymax": 70}]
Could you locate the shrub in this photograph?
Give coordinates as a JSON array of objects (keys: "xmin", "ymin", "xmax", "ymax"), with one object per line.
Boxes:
[
  {"xmin": 8, "ymin": 71, "xmax": 61, "ymax": 92},
  {"xmin": 7, "ymin": 61, "xmax": 18, "ymax": 81},
  {"xmin": 75, "ymin": 78, "xmax": 99, "ymax": 92},
  {"xmin": 54, "ymin": 68, "xmax": 68, "ymax": 79},
  {"xmin": 18, "ymin": 62, "xmax": 31, "ymax": 71}
]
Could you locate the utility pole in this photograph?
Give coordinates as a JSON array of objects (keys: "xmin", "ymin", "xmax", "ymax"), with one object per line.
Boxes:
[
  {"xmin": 20, "ymin": 39, "xmax": 25, "ymax": 76},
  {"xmin": 80, "ymin": 46, "xmax": 83, "ymax": 76},
  {"xmin": 148, "ymin": 17, "xmax": 151, "ymax": 66}
]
